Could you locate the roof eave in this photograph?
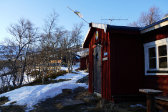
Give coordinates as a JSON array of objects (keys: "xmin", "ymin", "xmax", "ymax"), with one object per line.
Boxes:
[
  {"xmin": 82, "ymin": 23, "xmax": 107, "ymax": 48},
  {"xmin": 82, "ymin": 27, "xmax": 91, "ymax": 48},
  {"xmin": 90, "ymin": 23, "xmax": 107, "ymax": 32},
  {"xmin": 141, "ymin": 17, "xmax": 168, "ymax": 34}
]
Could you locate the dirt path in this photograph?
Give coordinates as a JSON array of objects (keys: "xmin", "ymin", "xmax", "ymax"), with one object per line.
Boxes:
[
  {"xmin": 0, "ymin": 87, "xmax": 146, "ymax": 112},
  {"xmin": 30, "ymin": 87, "xmax": 99, "ymax": 112},
  {"xmin": 0, "ymin": 74, "xmax": 146, "ymax": 112},
  {"xmin": 30, "ymin": 87, "xmax": 146, "ymax": 112}
]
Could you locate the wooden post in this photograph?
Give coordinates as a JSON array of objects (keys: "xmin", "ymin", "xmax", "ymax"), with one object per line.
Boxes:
[
  {"xmin": 146, "ymin": 94, "xmax": 156, "ymax": 112},
  {"xmin": 139, "ymin": 89, "xmax": 162, "ymax": 112}
]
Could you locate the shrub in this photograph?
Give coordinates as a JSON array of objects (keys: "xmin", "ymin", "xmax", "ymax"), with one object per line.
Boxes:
[
  {"xmin": 0, "ymin": 96, "xmax": 9, "ymax": 105},
  {"xmin": 29, "ymin": 70, "xmax": 41, "ymax": 78},
  {"xmin": 27, "ymin": 70, "xmax": 67, "ymax": 85},
  {"xmin": 47, "ymin": 70, "xmax": 67, "ymax": 79},
  {"xmin": 0, "ymin": 96, "xmax": 8, "ymax": 102}
]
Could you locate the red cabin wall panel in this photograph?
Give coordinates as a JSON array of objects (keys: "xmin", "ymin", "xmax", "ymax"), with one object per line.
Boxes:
[
  {"xmin": 144, "ymin": 75, "xmax": 168, "ymax": 95},
  {"xmin": 88, "ymin": 29, "xmax": 96, "ymax": 93},
  {"xmin": 88, "ymin": 28, "xmax": 112, "ymax": 100},
  {"xmin": 80, "ymin": 56, "xmax": 89, "ymax": 70},
  {"xmin": 101, "ymin": 30, "xmax": 112, "ymax": 100},
  {"xmin": 142, "ymin": 26, "xmax": 168, "ymax": 43},
  {"xmin": 88, "ymin": 27, "xmax": 144, "ymax": 99},
  {"xmin": 110, "ymin": 34, "xmax": 144, "ymax": 95},
  {"xmin": 142, "ymin": 26, "xmax": 168, "ymax": 95}
]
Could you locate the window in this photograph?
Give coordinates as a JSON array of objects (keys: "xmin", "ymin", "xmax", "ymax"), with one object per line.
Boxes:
[
  {"xmin": 144, "ymin": 38, "xmax": 168, "ymax": 75},
  {"xmin": 158, "ymin": 45, "xmax": 167, "ymax": 68}
]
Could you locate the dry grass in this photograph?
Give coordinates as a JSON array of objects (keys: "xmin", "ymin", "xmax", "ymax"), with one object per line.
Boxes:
[{"xmin": 0, "ymin": 105, "xmax": 25, "ymax": 112}]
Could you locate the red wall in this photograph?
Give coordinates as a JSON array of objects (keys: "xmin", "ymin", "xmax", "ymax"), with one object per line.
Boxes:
[
  {"xmin": 100, "ymin": 30, "xmax": 112, "ymax": 100},
  {"xmin": 110, "ymin": 33, "xmax": 144, "ymax": 95},
  {"xmin": 80, "ymin": 56, "xmax": 89, "ymax": 70},
  {"xmin": 87, "ymin": 28, "xmax": 112, "ymax": 100},
  {"xmin": 86, "ymin": 25, "xmax": 168, "ymax": 100},
  {"xmin": 142, "ymin": 26, "xmax": 168, "ymax": 43},
  {"xmin": 88, "ymin": 28, "xmax": 96, "ymax": 93},
  {"xmin": 144, "ymin": 76, "xmax": 168, "ymax": 95},
  {"xmin": 142, "ymin": 26, "xmax": 168, "ymax": 95},
  {"xmin": 87, "ymin": 27, "xmax": 144, "ymax": 100}
]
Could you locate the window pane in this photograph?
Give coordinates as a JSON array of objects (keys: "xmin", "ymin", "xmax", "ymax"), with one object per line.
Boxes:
[
  {"xmin": 149, "ymin": 58, "xmax": 156, "ymax": 69},
  {"xmin": 148, "ymin": 47, "xmax": 156, "ymax": 69},
  {"xmin": 159, "ymin": 57, "xmax": 167, "ymax": 68},
  {"xmin": 159, "ymin": 45, "xmax": 167, "ymax": 56},
  {"xmin": 149, "ymin": 47, "xmax": 156, "ymax": 57}
]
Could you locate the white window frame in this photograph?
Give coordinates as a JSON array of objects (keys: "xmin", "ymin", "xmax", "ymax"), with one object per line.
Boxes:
[{"xmin": 144, "ymin": 38, "xmax": 168, "ymax": 75}]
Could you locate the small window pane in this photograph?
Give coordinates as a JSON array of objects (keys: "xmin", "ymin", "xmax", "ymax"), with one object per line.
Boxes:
[
  {"xmin": 149, "ymin": 58, "xmax": 156, "ymax": 69},
  {"xmin": 159, "ymin": 45, "xmax": 167, "ymax": 56},
  {"xmin": 159, "ymin": 57, "xmax": 167, "ymax": 68},
  {"xmin": 148, "ymin": 47, "xmax": 156, "ymax": 69},
  {"xmin": 149, "ymin": 47, "xmax": 156, "ymax": 57}
]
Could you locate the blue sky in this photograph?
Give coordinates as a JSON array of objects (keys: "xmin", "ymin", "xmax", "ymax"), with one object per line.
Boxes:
[{"xmin": 0, "ymin": 0, "xmax": 167, "ymax": 43}]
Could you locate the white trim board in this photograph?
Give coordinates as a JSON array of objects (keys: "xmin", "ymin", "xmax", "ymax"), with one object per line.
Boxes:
[{"xmin": 144, "ymin": 37, "xmax": 168, "ymax": 75}]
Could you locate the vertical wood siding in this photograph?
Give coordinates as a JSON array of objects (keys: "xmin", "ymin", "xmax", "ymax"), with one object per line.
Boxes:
[
  {"xmin": 101, "ymin": 30, "xmax": 112, "ymax": 100},
  {"xmin": 88, "ymin": 28, "xmax": 112, "ymax": 100},
  {"xmin": 88, "ymin": 27, "xmax": 144, "ymax": 100},
  {"xmin": 110, "ymin": 33, "xmax": 144, "ymax": 95},
  {"xmin": 142, "ymin": 26, "xmax": 168, "ymax": 43},
  {"xmin": 80, "ymin": 56, "xmax": 89, "ymax": 70},
  {"xmin": 142, "ymin": 26, "xmax": 168, "ymax": 95},
  {"xmin": 88, "ymin": 30, "xmax": 96, "ymax": 93},
  {"xmin": 144, "ymin": 75, "xmax": 168, "ymax": 96}
]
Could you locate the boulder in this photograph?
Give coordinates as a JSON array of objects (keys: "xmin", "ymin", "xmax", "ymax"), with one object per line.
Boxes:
[{"xmin": 62, "ymin": 89, "xmax": 72, "ymax": 94}]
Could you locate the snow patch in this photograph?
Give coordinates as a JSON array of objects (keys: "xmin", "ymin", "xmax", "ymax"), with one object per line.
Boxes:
[
  {"xmin": 60, "ymin": 62, "xmax": 80, "ymax": 71},
  {"xmin": 0, "ymin": 71, "xmax": 88, "ymax": 111},
  {"xmin": 130, "ymin": 104, "xmax": 146, "ymax": 108}
]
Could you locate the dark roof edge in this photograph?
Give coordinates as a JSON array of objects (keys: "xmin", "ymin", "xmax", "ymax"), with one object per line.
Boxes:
[
  {"xmin": 89, "ymin": 23, "xmax": 140, "ymax": 31},
  {"xmin": 107, "ymin": 25, "xmax": 140, "ymax": 31},
  {"xmin": 141, "ymin": 17, "xmax": 168, "ymax": 33}
]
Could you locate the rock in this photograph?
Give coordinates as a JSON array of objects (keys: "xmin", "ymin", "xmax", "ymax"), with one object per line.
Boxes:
[
  {"xmin": 76, "ymin": 75, "xmax": 88, "ymax": 84},
  {"xmin": 96, "ymin": 100, "xmax": 104, "ymax": 108},
  {"xmin": 62, "ymin": 99, "xmax": 85, "ymax": 107},
  {"xmin": 55, "ymin": 103, "xmax": 63, "ymax": 109},
  {"xmin": 55, "ymin": 99, "xmax": 85, "ymax": 109},
  {"xmin": 73, "ymin": 87, "xmax": 86, "ymax": 93},
  {"xmin": 62, "ymin": 89, "xmax": 72, "ymax": 94},
  {"xmin": 83, "ymin": 95, "xmax": 100, "ymax": 104}
]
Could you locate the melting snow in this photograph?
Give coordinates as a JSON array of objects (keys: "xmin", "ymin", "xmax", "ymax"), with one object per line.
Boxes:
[
  {"xmin": 60, "ymin": 63, "xmax": 80, "ymax": 71},
  {"xmin": 0, "ymin": 70, "xmax": 88, "ymax": 111}
]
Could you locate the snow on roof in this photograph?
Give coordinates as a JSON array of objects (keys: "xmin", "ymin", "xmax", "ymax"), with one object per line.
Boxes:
[
  {"xmin": 82, "ymin": 23, "xmax": 107, "ymax": 48},
  {"xmin": 77, "ymin": 49, "xmax": 89, "ymax": 57},
  {"xmin": 82, "ymin": 23, "xmax": 140, "ymax": 48},
  {"xmin": 90, "ymin": 23, "xmax": 107, "ymax": 32},
  {"xmin": 0, "ymin": 70, "xmax": 88, "ymax": 111}
]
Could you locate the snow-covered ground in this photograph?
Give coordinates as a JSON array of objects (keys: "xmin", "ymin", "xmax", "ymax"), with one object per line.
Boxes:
[
  {"xmin": 0, "ymin": 62, "xmax": 80, "ymax": 86},
  {"xmin": 61, "ymin": 63, "xmax": 80, "ymax": 71},
  {"xmin": 0, "ymin": 66, "xmax": 35, "ymax": 87},
  {"xmin": 0, "ymin": 70, "xmax": 88, "ymax": 111},
  {"xmin": 0, "ymin": 73, "xmax": 35, "ymax": 87},
  {"xmin": 22, "ymin": 74, "xmax": 35, "ymax": 85}
]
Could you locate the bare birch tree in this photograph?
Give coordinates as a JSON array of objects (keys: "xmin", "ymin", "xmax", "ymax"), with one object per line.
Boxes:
[
  {"xmin": 129, "ymin": 6, "xmax": 162, "ymax": 27},
  {"xmin": 1, "ymin": 19, "xmax": 38, "ymax": 87},
  {"xmin": 39, "ymin": 11, "xmax": 60, "ymax": 83},
  {"xmin": 59, "ymin": 23, "xmax": 83, "ymax": 72}
]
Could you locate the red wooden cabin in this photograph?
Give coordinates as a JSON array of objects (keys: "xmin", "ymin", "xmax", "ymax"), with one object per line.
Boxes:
[
  {"xmin": 80, "ymin": 55, "xmax": 89, "ymax": 70},
  {"xmin": 141, "ymin": 17, "xmax": 168, "ymax": 95},
  {"xmin": 83, "ymin": 17, "xmax": 168, "ymax": 100}
]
